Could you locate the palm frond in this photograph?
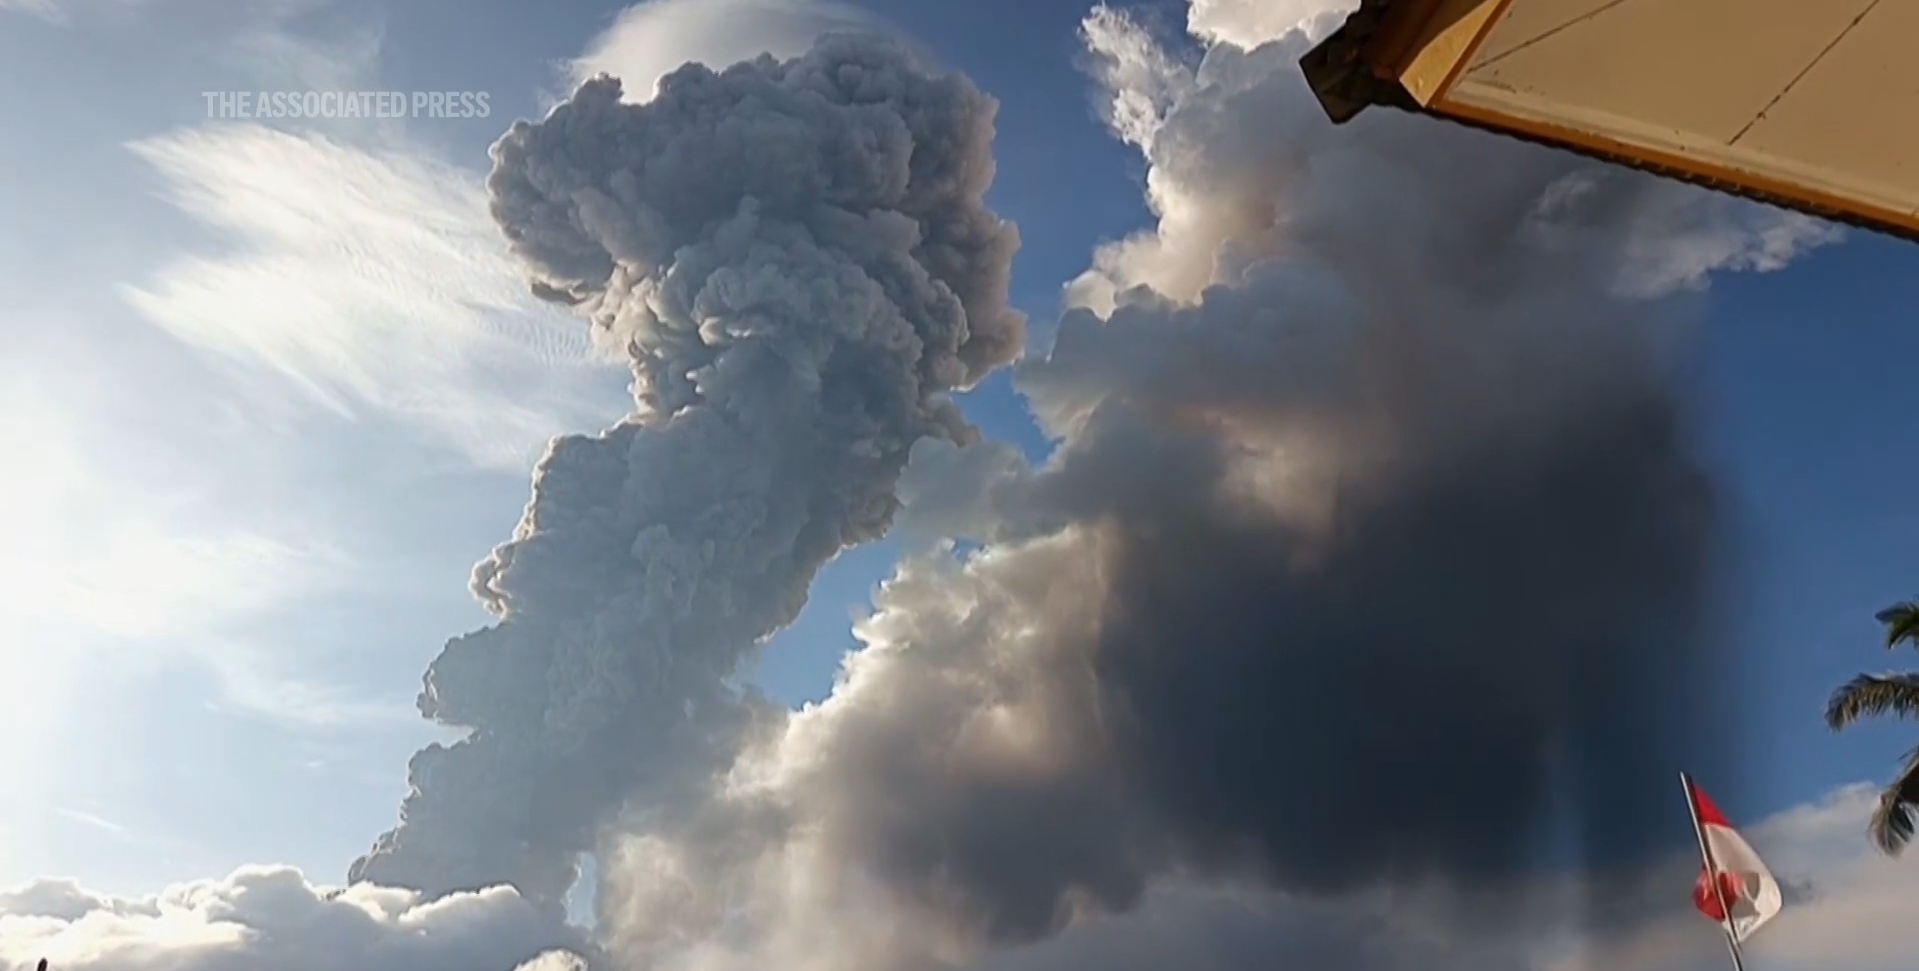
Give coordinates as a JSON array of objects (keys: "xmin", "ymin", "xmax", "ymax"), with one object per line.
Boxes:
[
  {"xmin": 1878, "ymin": 601, "xmax": 1919, "ymax": 651},
  {"xmin": 1870, "ymin": 745, "xmax": 1919, "ymax": 855},
  {"xmin": 1825, "ymin": 672, "xmax": 1919, "ymax": 729}
]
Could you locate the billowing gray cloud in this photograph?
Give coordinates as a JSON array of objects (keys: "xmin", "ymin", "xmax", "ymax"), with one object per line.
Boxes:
[
  {"xmin": 587, "ymin": 9, "xmax": 1839, "ymax": 970},
  {"xmin": 349, "ymin": 32, "xmax": 1024, "ymax": 921}
]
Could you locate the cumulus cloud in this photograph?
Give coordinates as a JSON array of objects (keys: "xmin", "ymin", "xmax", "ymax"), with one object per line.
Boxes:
[
  {"xmin": 0, "ymin": 867, "xmax": 586, "ymax": 971},
  {"xmin": 1185, "ymin": 0, "xmax": 1356, "ymax": 48},
  {"xmin": 568, "ymin": 0, "xmax": 885, "ymax": 101},
  {"xmin": 122, "ymin": 124, "xmax": 625, "ymax": 471}
]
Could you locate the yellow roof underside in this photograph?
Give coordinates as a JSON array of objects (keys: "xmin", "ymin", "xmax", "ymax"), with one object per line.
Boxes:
[{"xmin": 1305, "ymin": 0, "xmax": 1919, "ymax": 242}]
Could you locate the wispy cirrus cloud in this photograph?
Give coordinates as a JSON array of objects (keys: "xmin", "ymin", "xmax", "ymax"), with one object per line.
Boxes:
[
  {"xmin": 206, "ymin": 657, "xmax": 425, "ymax": 731},
  {"xmin": 121, "ymin": 124, "xmax": 626, "ymax": 472}
]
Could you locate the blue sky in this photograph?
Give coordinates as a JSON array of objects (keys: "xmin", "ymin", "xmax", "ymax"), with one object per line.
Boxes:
[
  {"xmin": 1696, "ymin": 231, "xmax": 1919, "ymax": 805},
  {"xmin": 1, "ymin": 0, "xmax": 1918, "ymax": 967}
]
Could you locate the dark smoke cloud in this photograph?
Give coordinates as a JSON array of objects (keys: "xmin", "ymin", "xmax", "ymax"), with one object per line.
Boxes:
[
  {"xmin": 609, "ymin": 11, "xmax": 1837, "ymax": 970},
  {"xmin": 973, "ymin": 885, "xmax": 1528, "ymax": 971},
  {"xmin": 349, "ymin": 33, "xmax": 1023, "ymax": 918}
]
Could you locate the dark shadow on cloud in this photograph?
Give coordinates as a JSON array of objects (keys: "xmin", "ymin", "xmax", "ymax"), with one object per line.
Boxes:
[
  {"xmin": 975, "ymin": 885, "xmax": 1543, "ymax": 971},
  {"xmin": 1089, "ymin": 393, "xmax": 1727, "ymax": 892},
  {"xmin": 822, "ymin": 17, "xmax": 1830, "ymax": 951}
]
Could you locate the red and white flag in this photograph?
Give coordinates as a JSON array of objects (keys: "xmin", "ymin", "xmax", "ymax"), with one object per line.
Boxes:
[{"xmin": 1686, "ymin": 776, "xmax": 1783, "ymax": 944}]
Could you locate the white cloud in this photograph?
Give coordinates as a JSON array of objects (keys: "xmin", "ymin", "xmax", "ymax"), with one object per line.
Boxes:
[
  {"xmin": 0, "ymin": 866, "xmax": 585, "ymax": 971},
  {"xmin": 205, "ymin": 658, "xmax": 424, "ymax": 731},
  {"xmin": 49, "ymin": 811, "xmax": 128, "ymax": 840},
  {"xmin": 1068, "ymin": 5, "xmax": 1838, "ymax": 320},
  {"xmin": 569, "ymin": 0, "xmax": 882, "ymax": 100},
  {"xmin": 121, "ymin": 124, "xmax": 626, "ymax": 472},
  {"xmin": 1186, "ymin": 0, "xmax": 1356, "ymax": 48}
]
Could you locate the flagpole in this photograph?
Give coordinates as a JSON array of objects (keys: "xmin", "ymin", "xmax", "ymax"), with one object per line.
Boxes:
[{"xmin": 1682, "ymin": 772, "xmax": 1747, "ymax": 971}]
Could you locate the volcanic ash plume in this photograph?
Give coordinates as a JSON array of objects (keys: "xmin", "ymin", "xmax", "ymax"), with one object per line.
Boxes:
[
  {"xmin": 608, "ymin": 10, "xmax": 1840, "ymax": 970},
  {"xmin": 349, "ymin": 33, "xmax": 1023, "ymax": 917}
]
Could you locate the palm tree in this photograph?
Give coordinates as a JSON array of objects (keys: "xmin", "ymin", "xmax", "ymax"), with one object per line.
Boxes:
[{"xmin": 1825, "ymin": 600, "xmax": 1919, "ymax": 854}]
